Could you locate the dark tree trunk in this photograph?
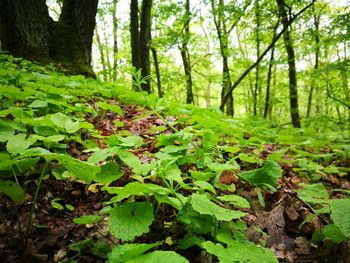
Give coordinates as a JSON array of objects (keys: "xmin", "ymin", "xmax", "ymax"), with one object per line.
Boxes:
[
  {"xmin": 139, "ymin": 0, "xmax": 152, "ymax": 93},
  {"xmin": 264, "ymin": 45, "xmax": 275, "ymax": 118},
  {"xmin": 277, "ymin": 0, "xmax": 301, "ymax": 128},
  {"xmin": 0, "ymin": 0, "xmax": 51, "ymax": 61},
  {"xmin": 151, "ymin": 47, "xmax": 163, "ymax": 98},
  {"xmin": 130, "ymin": 0, "xmax": 140, "ymax": 76},
  {"xmin": 130, "ymin": 0, "xmax": 152, "ymax": 93},
  {"xmin": 264, "ymin": 26, "xmax": 277, "ymax": 118},
  {"xmin": 0, "ymin": 0, "xmax": 98, "ymax": 77},
  {"xmin": 180, "ymin": 0, "xmax": 194, "ymax": 104}
]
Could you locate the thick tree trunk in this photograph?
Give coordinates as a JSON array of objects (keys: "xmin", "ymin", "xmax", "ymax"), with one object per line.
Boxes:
[
  {"xmin": 139, "ymin": 0, "xmax": 152, "ymax": 93},
  {"xmin": 0, "ymin": 0, "xmax": 51, "ymax": 61},
  {"xmin": 277, "ymin": 0, "xmax": 301, "ymax": 128},
  {"xmin": 0, "ymin": 0, "xmax": 98, "ymax": 77}
]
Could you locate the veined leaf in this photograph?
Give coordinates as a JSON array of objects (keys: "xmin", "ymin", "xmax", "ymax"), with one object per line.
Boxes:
[
  {"xmin": 109, "ymin": 201, "xmax": 154, "ymax": 241},
  {"xmin": 102, "ymin": 182, "xmax": 171, "ymax": 202},
  {"xmin": 190, "ymin": 193, "xmax": 246, "ymax": 221},
  {"xmin": 217, "ymin": 195, "xmax": 250, "ymax": 209},
  {"xmin": 73, "ymin": 215, "xmax": 102, "ymax": 225},
  {"xmin": 0, "ymin": 180, "xmax": 25, "ymax": 203},
  {"xmin": 107, "ymin": 243, "xmax": 160, "ymax": 263},
  {"xmin": 202, "ymin": 240, "xmax": 278, "ymax": 263},
  {"xmin": 51, "ymin": 112, "xmax": 79, "ymax": 133},
  {"xmin": 238, "ymin": 160, "xmax": 282, "ymax": 188},
  {"xmin": 297, "ymin": 183, "xmax": 329, "ymax": 204},
  {"xmin": 330, "ymin": 199, "xmax": 350, "ymax": 238},
  {"xmin": 126, "ymin": 251, "xmax": 189, "ymax": 263},
  {"xmin": 6, "ymin": 133, "xmax": 37, "ymax": 155}
]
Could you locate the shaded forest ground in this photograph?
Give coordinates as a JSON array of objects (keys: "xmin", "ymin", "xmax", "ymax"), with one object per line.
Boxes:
[{"xmin": 0, "ymin": 54, "xmax": 349, "ymax": 262}]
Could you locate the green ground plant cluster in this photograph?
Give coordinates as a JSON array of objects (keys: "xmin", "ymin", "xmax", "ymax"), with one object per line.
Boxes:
[{"xmin": 0, "ymin": 53, "xmax": 349, "ymax": 262}]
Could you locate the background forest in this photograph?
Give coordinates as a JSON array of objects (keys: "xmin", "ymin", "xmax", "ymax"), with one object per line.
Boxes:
[
  {"xmin": 48, "ymin": 0, "xmax": 349, "ymax": 126},
  {"xmin": 0, "ymin": 0, "xmax": 349, "ymax": 262}
]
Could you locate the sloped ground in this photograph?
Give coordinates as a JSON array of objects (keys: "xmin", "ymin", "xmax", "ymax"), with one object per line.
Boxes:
[{"xmin": 0, "ymin": 53, "xmax": 349, "ymax": 262}]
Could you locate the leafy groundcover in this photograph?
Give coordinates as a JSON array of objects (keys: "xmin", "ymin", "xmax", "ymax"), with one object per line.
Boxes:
[{"xmin": 0, "ymin": 53, "xmax": 349, "ymax": 262}]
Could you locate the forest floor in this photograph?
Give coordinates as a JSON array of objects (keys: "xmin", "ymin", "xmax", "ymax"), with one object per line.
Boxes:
[{"xmin": 0, "ymin": 54, "xmax": 349, "ymax": 263}]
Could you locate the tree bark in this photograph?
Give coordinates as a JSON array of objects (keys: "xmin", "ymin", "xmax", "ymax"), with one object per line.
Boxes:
[
  {"xmin": 151, "ymin": 47, "xmax": 163, "ymax": 98},
  {"xmin": 112, "ymin": 0, "xmax": 118, "ymax": 82},
  {"xmin": 277, "ymin": 0, "xmax": 301, "ymax": 128},
  {"xmin": 95, "ymin": 28, "xmax": 107, "ymax": 81},
  {"xmin": 130, "ymin": 0, "xmax": 140, "ymax": 90},
  {"xmin": 264, "ymin": 25, "xmax": 277, "ymax": 118},
  {"xmin": 254, "ymin": 0, "xmax": 260, "ymax": 116},
  {"xmin": 139, "ymin": 0, "xmax": 152, "ymax": 93},
  {"xmin": 307, "ymin": 12, "xmax": 320, "ymax": 118},
  {"xmin": 0, "ymin": 0, "xmax": 98, "ymax": 77},
  {"xmin": 180, "ymin": 0, "xmax": 194, "ymax": 104}
]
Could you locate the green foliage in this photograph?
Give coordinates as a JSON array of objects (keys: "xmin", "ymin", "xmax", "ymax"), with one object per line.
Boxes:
[
  {"xmin": 109, "ymin": 201, "xmax": 154, "ymax": 241},
  {"xmin": 0, "ymin": 53, "xmax": 349, "ymax": 262}
]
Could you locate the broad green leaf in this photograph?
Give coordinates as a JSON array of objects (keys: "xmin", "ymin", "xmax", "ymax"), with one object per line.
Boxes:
[
  {"xmin": 107, "ymin": 243, "xmax": 159, "ymax": 263},
  {"xmin": 6, "ymin": 133, "xmax": 37, "ymax": 155},
  {"xmin": 0, "ymin": 180, "xmax": 25, "ymax": 203},
  {"xmin": 297, "ymin": 183, "xmax": 329, "ymax": 204},
  {"xmin": 28, "ymin": 100, "xmax": 48, "ymax": 108},
  {"xmin": 330, "ymin": 199, "xmax": 350, "ymax": 238},
  {"xmin": 33, "ymin": 126, "xmax": 58, "ymax": 136},
  {"xmin": 102, "ymin": 182, "xmax": 171, "ymax": 202},
  {"xmin": 202, "ymin": 240, "xmax": 278, "ymax": 263},
  {"xmin": 238, "ymin": 160, "xmax": 282, "ymax": 187},
  {"xmin": 109, "ymin": 201, "xmax": 154, "ymax": 241},
  {"xmin": 323, "ymin": 224, "xmax": 347, "ymax": 243},
  {"xmin": 97, "ymin": 102, "xmax": 123, "ymax": 116},
  {"xmin": 51, "ymin": 112, "xmax": 79, "ymax": 133},
  {"xmin": 194, "ymin": 180, "xmax": 216, "ymax": 194},
  {"xmin": 87, "ymin": 146, "xmax": 119, "ymax": 164},
  {"xmin": 190, "ymin": 193, "xmax": 246, "ymax": 221},
  {"xmin": 73, "ymin": 215, "xmax": 102, "ymax": 225},
  {"xmin": 207, "ymin": 162, "xmax": 240, "ymax": 173},
  {"xmin": 237, "ymin": 153, "xmax": 261, "ymax": 164},
  {"xmin": 108, "ymin": 135, "xmax": 144, "ymax": 148},
  {"xmin": 217, "ymin": 195, "xmax": 250, "ymax": 209},
  {"xmin": 126, "ymin": 251, "xmax": 189, "ymax": 263},
  {"xmin": 0, "ymin": 125, "xmax": 15, "ymax": 142},
  {"xmin": 51, "ymin": 154, "xmax": 100, "ymax": 183},
  {"xmin": 94, "ymin": 162, "xmax": 123, "ymax": 184},
  {"xmin": 115, "ymin": 148, "xmax": 142, "ymax": 174}
]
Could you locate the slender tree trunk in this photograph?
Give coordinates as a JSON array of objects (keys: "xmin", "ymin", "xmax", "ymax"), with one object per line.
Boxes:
[
  {"xmin": 95, "ymin": 28, "xmax": 107, "ymax": 81},
  {"xmin": 264, "ymin": 45, "xmax": 275, "ymax": 118},
  {"xmin": 307, "ymin": 12, "xmax": 320, "ymax": 118},
  {"xmin": 112, "ymin": 0, "xmax": 118, "ymax": 82},
  {"xmin": 151, "ymin": 47, "xmax": 163, "ymax": 98},
  {"xmin": 254, "ymin": 0, "xmax": 260, "ymax": 116},
  {"xmin": 180, "ymin": 0, "xmax": 194, "ymax": 104},
  {"xmin": 139, "ymin": 0, "xmax": 152, "ymax": 93},
  {"xmin": 277, "ymin": 0, "xmax": 301, "ymax": 128}
]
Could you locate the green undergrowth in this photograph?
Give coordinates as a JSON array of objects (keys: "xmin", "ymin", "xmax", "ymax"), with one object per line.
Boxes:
[{"xmin": 0, "ymin": 53, "xmax": 349, "ymax": 262}]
